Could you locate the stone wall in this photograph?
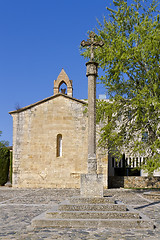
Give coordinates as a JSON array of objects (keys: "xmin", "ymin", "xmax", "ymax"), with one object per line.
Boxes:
[
  {"xmin": 11, "ymin": 95, "xmax": 89, "ymax": 188},
  {"xmin": 109, "ymin": 176, "xmax": 160, "ymax": 188}
]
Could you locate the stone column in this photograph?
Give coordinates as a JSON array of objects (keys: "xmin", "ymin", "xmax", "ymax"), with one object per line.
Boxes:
[
  {"xmin": 86, "ymin": 61, "xmax": 98, "ymax": 174},
  {"xmin": 80, "ymin": 61, "xmax": 103, "ymax": 198}
]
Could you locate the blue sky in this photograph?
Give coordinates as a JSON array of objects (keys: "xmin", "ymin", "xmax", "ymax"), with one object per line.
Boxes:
[
  {"xmin": 0, "ymin": 0, "xmax": 159, "ymax": 145},
  {"xmin": 0, "ymin": 0, "xmax": 108, "ymax": 145}
]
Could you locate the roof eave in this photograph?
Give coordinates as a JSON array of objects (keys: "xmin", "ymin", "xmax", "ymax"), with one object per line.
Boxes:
[{"xmin": 9, "ymin": 93, "xmax": 87, "ymax": 115}]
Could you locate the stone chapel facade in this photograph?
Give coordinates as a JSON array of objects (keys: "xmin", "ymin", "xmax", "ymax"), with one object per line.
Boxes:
[
  {"xmin": 9, "ymin": 69, "xmax": 160, "ymax": 189},
  {"xmin": 9, "ymin": 69, "xmax": 108, "ymax": 189}
]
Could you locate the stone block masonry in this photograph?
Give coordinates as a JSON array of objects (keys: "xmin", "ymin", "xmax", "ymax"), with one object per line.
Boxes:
[
  {"xmin": 109, "ymin": 176, "xmax": 160, "ymax": 188},
  {"xmin": 10, "ymin": 95, "xmax": 88, "ymax": 188},
  {"xmin": 9, "ymin": 67, "xmax": 109, "ymax": 189}
]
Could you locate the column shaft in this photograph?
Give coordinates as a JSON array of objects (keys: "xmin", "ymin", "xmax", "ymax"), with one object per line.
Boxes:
[{"xmin": 86, "ymin": 61, "xmax": 98, "ymax": 174}]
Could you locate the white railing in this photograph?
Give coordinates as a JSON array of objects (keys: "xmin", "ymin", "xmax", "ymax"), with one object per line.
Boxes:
[{"xmin": 112, "ymin": 156, "xmax": 146, "ymax": 168}]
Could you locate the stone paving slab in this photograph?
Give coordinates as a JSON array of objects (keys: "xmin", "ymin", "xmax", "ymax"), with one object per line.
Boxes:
[{"xmin": 0, "ymin": 187, "xmax": 160, "ymax": 239}]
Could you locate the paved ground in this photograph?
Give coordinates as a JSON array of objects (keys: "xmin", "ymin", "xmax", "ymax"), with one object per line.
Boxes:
[{"xmin": 0, "ymin": 187, "xmax": 160, "ymax": 240}]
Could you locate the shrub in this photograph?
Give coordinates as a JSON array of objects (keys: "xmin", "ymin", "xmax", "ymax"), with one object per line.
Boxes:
[
  {"xmin": 9, "ymin": 151, "xmax": 12, "ymax": 183},
  {"xmin": 0, "ymin": 146, "xmax": 10, "ymax": 185}
]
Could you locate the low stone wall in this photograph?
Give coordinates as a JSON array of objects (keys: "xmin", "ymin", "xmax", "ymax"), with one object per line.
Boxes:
[{"xmin": 109, "ymin": 176, "xmax": 160, "ymax": 189}]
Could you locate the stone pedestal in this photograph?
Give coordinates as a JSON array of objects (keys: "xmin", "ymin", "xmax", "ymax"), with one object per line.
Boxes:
[{"xmin": 80, "ymin": 173, "xmax": 103, "ymax": 198}]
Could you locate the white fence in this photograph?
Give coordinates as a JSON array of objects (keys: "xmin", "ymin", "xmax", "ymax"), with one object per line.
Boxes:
[{"xmin": 112, "ymin": 156, "xmax": 146, "ymax": 168}]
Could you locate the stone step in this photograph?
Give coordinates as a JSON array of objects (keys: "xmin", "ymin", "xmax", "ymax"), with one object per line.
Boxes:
[
  {"xmin": 68, "ymin": 197, "xmax": 115, "ymax": 204},
  {"xmin": 143, "ymin": 192, "xmax": 160, "ymax": 200},
  {"xmin": 58, "ymin": 203, "xmax": 127, "ymax": 212},
  {"xmin": 32, "ymin": 213, "xmax": 153, "ymax": 229},
  {"xmin": 31, "ymin": 197, "xmax": 155, "ymax": 230},
  {"xmin": 46, "ymin": 210, "xmax": 140, "ymax": 219}
]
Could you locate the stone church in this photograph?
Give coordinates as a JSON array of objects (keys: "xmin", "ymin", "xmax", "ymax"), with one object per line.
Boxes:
[
  {"xmin": 9, "ymin": 69, "xmax": 108, "ymax": 189},
  {"xmin": 9, "ymin": 68, "xmax": 160, "ymax": 189}
]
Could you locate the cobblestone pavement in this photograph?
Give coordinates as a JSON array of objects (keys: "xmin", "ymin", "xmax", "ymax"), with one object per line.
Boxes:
[{"xmin": 0, "ymin": 187, "xmax": 160, "ymax": 240}]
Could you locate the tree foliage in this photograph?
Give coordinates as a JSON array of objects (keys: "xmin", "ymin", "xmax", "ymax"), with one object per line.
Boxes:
[
  {"xmin": 84, "ymin": 0, "xmax": 160, "ymax": 174},
  {"xmin": 0, "ymin": 131, "xmax": 10, "ymax": 185},
  {"xmin": 0, "ymin": 131, "xmax": 9, "ymax": 148}
]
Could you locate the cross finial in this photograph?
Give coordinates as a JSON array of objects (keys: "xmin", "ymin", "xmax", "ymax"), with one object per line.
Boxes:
[{"xmin": 81, "ymin": 32, "xmax": 104, "ymax": 61}]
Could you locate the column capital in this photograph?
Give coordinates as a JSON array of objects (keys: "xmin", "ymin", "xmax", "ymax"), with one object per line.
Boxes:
[{"xmin": 86, "ymin": 61, "xmax": 98, "ymax": 77}]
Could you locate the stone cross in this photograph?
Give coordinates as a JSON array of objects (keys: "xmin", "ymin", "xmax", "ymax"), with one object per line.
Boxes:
[
  {"xmin": 81, "ymin": 32, "xmax": 104, "ymax": 61},
  {"xmin": 80, "ymin": 32, "xmax": 104, "ymax": 197}
]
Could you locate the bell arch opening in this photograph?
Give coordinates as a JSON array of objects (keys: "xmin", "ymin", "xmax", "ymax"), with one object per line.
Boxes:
[
  {"xmin": 53, "ymin": 69, "xmax": 73, "ymax": 97},
  {"xmin": 58, "ymin": 81, "xmax": 67, "ymax": 95}
]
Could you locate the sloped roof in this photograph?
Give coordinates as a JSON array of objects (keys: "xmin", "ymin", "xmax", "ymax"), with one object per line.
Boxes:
[{"xmin": 9, "ymin": 93, "xmax": 87, "ymax": 115}]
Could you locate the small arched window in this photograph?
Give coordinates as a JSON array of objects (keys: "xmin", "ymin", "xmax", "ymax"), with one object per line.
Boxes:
[{"xmin": 57, "ymin": 134, "xmax": 62, "ymax": 157}]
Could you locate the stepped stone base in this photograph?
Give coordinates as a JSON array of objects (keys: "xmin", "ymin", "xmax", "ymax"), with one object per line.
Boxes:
[
  {"xmin": 143, "ymin": 192, "xmax": 160, "ymax": 200},
  {"xmin": 31, "ymin": 196, "xmax": 154, "ymax": 229}
]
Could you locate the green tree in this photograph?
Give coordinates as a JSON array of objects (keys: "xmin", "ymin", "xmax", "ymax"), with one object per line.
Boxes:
[
  {"xmin": 0, "ymin": 131, "xmax": 9, "ymax": 148},
  {"xmin": 0, "ymin": 131, "xmax": 10, "ymax": 185},
  {"xmin": 83, "ymin": 0, "xmax": 160, "ymax": 174}
]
